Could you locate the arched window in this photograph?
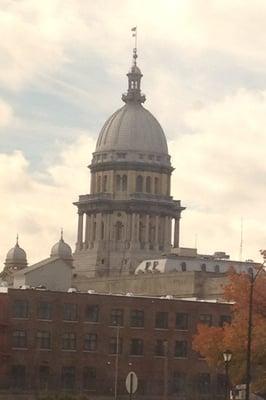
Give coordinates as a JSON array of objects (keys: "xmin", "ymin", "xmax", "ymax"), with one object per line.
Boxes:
[
  {"xmin": 146, "ymin": 176, "xmax": 151, "ymax": 193},
  {"xmin": 116, "ymin": 175, "xmax": 121, "ymax": 191},
  {"xmin": 201, "ymin": 263, "xmax": 207, "ymax": 272},
  {"xmin": 136, "ymin": 175, "xmax": 143, "ymax": 192},
  {"xmin": 103, "ymin": 176, "xmax": 107, "ymax": 192},
  {"xmin": 97, "ymin": 175, "xmax": 102, "ymax": 193},
  {"xmin": 122, "ymin": 175, "xmax": 127, "ymax": 192},
  {"xmin": 154, "ymin": 177, "xmax": 159, "ymax": 194},
  {"xmin": 101, "ymin": 222, "xmax": 104, "ymax": 240},
  {"xmin": 181, "ymin": 262, "xmax": 187, "ymax": 272},
  {"xmin": 115, "ymin": 221, "xmax": 123, "ymax": 241}
]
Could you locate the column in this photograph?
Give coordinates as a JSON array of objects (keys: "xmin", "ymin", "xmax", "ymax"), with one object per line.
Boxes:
[
  {"xmin": 136, "ymin": 214, "xmax": 140, "ymax": 243},
  {"xmin": 164, "ymin": 216, "xmax": 169, "ymax": 248},
  {"xmin": 84, "ymin": 214, "xmax": 90, "ymax": 249},
  {"xmin": 155, "ymin": 215, "xmax": 159, "ymax": 250},
  {"xmin": 77, "ymin": 212, "xmax": 84, "ymax": 250},
  {"xmin": 174, "ymin": 217, "xmax": 180, "ymax": 248},
  {"xmin": 96, "ymin": 213, "xmax": 102, "ymax": 241},
  {"xmin": 130, "ymin": 213, "xmax": 136, "ymax": 247},
  {"xmin": 90, "ymin": 214, "xmax": 95, "ymax": 245},
  {"xmin": 144, "ymin": 214, "xmax": 149, "ymax": 250}
]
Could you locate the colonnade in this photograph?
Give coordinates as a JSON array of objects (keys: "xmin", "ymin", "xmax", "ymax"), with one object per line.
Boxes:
[{"xmin": 76, "ymin": 212, "xmax": 180, "ymax": 251}]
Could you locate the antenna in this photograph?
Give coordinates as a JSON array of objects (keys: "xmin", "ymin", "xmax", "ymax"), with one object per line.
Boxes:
[
  {"xmin": 239, "ymin": 217, "xmax": 243, "ymax": 261},
  {"xmin": 194, "ymin": 234, "xmax": 198, "ymax": 250}
]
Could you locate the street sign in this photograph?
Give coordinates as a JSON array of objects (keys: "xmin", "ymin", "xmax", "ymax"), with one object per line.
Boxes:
[{"xmin": 125, "ymin": 371, "xmax": 138, "ymax": 395}]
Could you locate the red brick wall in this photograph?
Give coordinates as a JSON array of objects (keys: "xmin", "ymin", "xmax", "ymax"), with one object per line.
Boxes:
[{"xmin": 5, "ymin": 289, "xmax": 231, "ymax": 399}]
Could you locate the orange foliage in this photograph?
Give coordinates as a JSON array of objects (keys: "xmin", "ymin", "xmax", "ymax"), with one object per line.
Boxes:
[{"xmin": 192, "ymin": 271, "xmax": 266, "ymax": 391}]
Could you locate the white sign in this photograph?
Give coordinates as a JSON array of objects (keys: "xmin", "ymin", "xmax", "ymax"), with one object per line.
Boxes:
[{"xmin": 125, "ymin": 371, "xmax": 138, "ymax": 394}]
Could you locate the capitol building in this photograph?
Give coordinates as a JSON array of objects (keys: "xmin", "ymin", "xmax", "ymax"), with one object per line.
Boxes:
[{"xmin": 0, "ymin": 47, "xmax": 257, "ymax": 298}]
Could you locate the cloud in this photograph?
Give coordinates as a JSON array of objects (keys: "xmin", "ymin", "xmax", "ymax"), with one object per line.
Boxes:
[
  {"xmin": 0, "ymin": 98, "xmax": 13, "ymax": 127},
  {"xmin": 0, "ymin": 133, "xmax": 95, "ymax": 269},
  {"xmin": 170, "ymin": 88, "xmax": 266, "ymax": 261}
]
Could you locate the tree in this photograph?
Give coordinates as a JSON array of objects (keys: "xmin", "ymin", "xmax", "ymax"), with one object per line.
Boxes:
[{"xmin": 193, "ymin": 270, "xmax": 266, "ymax": 393}]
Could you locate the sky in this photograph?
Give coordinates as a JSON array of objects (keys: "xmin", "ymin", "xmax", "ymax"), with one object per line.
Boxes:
[{"xmin": 1, "ymin": 0, "xmax": 266, "ymax": 268}]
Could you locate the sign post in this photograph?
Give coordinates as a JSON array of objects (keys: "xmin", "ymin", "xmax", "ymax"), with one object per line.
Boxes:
[{"xmin": 125, "ymin": 371, "xmax": 138, "ymax": 400}]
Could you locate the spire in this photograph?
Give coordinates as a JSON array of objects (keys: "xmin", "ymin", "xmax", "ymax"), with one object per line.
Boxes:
[
  {"xmin": 16, "ymin": 233, "xmax": 19, "ymax": 246},
  {"xmin": 61, "ymin": 228, "xmax": 64, "ymax": 241},
  {"xmin": 122, "ymin": 27, "xmax": 146, "ymax": 104}
]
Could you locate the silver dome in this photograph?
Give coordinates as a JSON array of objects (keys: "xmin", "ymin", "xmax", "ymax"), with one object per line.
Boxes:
[
  {"xmin": 50, "ymin": 235, "xmax": 72, "ymax": 260},
  {"xmin": 96, "ymin": 102, "xmax": 168, "ymax": 154},
  {"xmin": 6, "ymin": 240, "xmax": 27, "ymax": 265}
]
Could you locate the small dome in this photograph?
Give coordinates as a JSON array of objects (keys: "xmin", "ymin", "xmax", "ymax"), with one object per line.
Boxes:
[
  {"xmin": 96, "ymin": 103, "xmax": 168, "ymax": 155},
  {"xmin": 50, "ymin": 233, "xmax": 72, "ymax": 260},
  {"xmin": 5, "ymin": 238, "xmax": 27, "ymax": 266}
]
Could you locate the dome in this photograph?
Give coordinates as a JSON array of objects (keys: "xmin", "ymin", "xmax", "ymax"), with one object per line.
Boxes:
[
  {"xmin": 95, "ymin": 47, "xmax": 169, "ymax": 157},
  {"xmin": 5, "ymin": 238, "xmax": 27, "ymax": 266},
  {"xmin": 96, "ymin": 102, "xmax": 168, "ymax": 154},
  {"xmin": 50, "ymin": 233, "xmax": 72, "ymax": 260}
]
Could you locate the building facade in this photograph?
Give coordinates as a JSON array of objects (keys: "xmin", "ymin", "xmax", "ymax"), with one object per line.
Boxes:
[
  {"xmin": 73, "ymin": 48, "xmax": 185, "ymax": 278},
  {"xmin": 0, "ymin": 288, "xmax": 232, "ymax": 399}
]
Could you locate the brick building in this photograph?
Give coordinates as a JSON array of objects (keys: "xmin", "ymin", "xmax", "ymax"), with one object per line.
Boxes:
[{"xmin": 0, "ymin": 288, "xmax": 232, "ymax": 399}]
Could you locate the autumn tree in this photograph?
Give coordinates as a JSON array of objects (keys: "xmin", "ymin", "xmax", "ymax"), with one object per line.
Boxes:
[{"xmin": 193, "ymin": 270, "xmax": 266, "ymax": 393}]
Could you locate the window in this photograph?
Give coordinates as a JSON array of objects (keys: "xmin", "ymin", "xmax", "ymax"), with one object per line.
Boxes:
[
  {"xmin": 117, "ymin": 152, "xmax": 126, "ymax": 159},
  {"xmin": 214, "ymin": 264, "xmax": 220, "ymax": 273},
  {"xmin": 109, "ymin": 337, "xmax": 123, "ymax": 354},
  {"xmin": 12, "ymin": 330, "xmax": 27, "ymax": 348},
  {"xmin": 103, "ymin": 175, "xmax": 107, "ymax": 192},
  {"xmin": 83, "ymin": 367, "xmax": 96, "ymax": 390},
  {"xmin": 181, "ymin": 262, "xmax": 187, "ymax": 272},
  {"xmin": 175, "ymin": 340, "xmax": 188, "ymax": 358},
  {"xmin": 201, "ymin": 263, "xmax": 207, "ymax": 272},
  {"xmin": 62, "ymin": 333, "xmax": 76, "ymax": 350},
  {"xmin": 110, "ymin": 309, "xmax": 123, "ymax": 326},
  {"xmin": 154, "ymin": 177, "xmax": 159, "ymax": 194},
  {"xmin": 39, "ymin": 366, "xmax": 50, "ymax": 390},
  {"xmin": 97, "ymin": 175, "xmax": 101, "ymax": 192},
  {"xmin": 197, "ymin": 373, "xmax": 211, "ymax": 394},
  {"xmin": 155, "ymin": 339, "xmax": 167, "ymax": 356},
  {"xmin": 130, "ymin": 310, "xmax": 144, "ymax": 327},
  {"xmin": 116, "ymin": 175, "xmax": 121, "ymax": 191},
  {"xmin": 84, "ymin": 333, "xmax": 97, "ymax": 351},
  {"xmin": 136, "ymin": 175, "xmax": 143, "ymax": 192},
  {"xmin": 37, "ymin": 302, "xmax": 52, "ymax": 320},
  {"xmin": 37, "ymin": 331, "xmax": 51, "ymax": 349},
  {"xmin": 122, "ymin": 175, "xmax": 127, "ymax": 191},
  {"xmin": 219, "ymin": 315, "xmax": 231, "ymax": 327},
  {"xmin": 61, "ymin": 367, "xmax": 75, "ymax": 390},
  {"xmin": 216, "ymin": 374, "xmax": 226, "ymax": 394},
  {"xmin": 145, "ymin": 261, "xmax": 151, "ymax": 271},
  {"xmin": 155, "ymin": 312, "xmax": 168, "ymax": 329},
  {"xmin": 11, "ymin": 365, "xmax": 26, "ymax": 389},
  {"xmin": 115, "ymin": 221, "xmax": 123, "ymax": 241},
  {"xmin": 176, "ymin": 313, "xmax": 188, "ymax": 330},
  {"xmin": 199, "ymin": 314, "xmax": 212, "ymax": 326},
  {"xmin": 101, "ymin": 221, "xmax": 104, "ymax": 240},
  {"xmin": 172, "ymin": 372, "xmax": 186, "ymax": 394},
  {"xmin": 13, "ymin": 300, "xmax": 28, "ymax": 318},
  {"xmin": 130, "ymin": 339, "xmax": 143, "ymax": 355},
  {"xmin": 146, "ymin": 176, "xmax": 151, "ymax": 193},
  {"xmin": 85, "ymin": 305, "xmax": 99, "ymax": 322},
  {"xmin": 63, "ymin": 304, "xmax": 78, "ymax": 321}
]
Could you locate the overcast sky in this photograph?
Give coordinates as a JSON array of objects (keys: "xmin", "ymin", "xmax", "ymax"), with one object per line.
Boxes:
[{"xmin": 1, "ymin": 0, "xmax": 266, "ymax": 268}]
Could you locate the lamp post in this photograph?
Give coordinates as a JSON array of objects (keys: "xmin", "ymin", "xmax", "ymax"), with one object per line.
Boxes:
[
  {"xmin": 245, "ymin": 253, "xmax": 266, "ymax": 400},
  {"xmin": 163, "ymin": 340, "xmax": 168, "ymax": 400},
  {"xmin": 223, "ymin": 349, "xmax": 232, "ymax": 400}
]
